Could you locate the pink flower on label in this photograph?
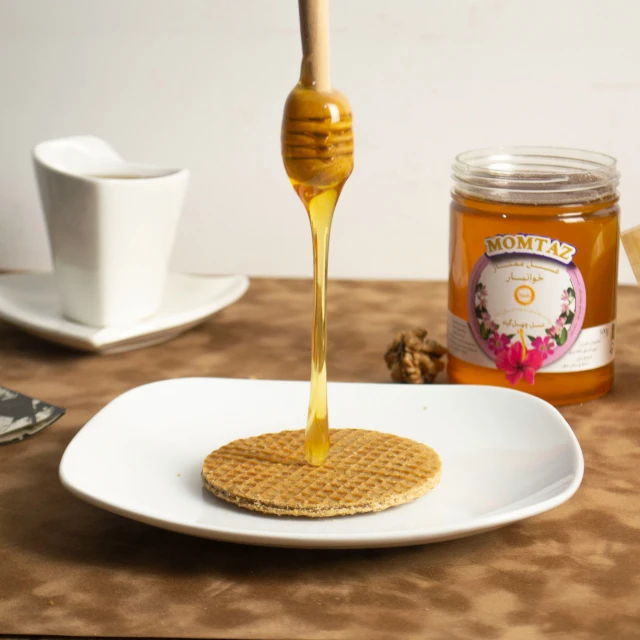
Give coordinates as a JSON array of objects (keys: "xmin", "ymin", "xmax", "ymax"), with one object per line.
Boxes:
[
  {"xmin": 488, "ymin": 333, "xmax": 510, "ymax": 354},
  {"xmin": 495, "ymin": 342, "xmax": 544, "ymax": 385},
  {"xmin": 487, "ymin": 321, "xmax": 498, "ymax": 333},
  {"xmin": 531, "ymin": 336, "xmax": 555, "ymax": 360},
  {"xmin": 555, "ymin": 317, "xmax": 566, "ymax": 329},
  {"xmin": 481, "ymin": 311, "xmax": 491, "ymax": 323},
  {"xmin": 561, "ymin": 290, "xmax": 571, "ymax": 303},
  {"xmin": 477, "ymin": 284, "xmax": 488, "ymax": 298},
  {"xmin": 561, "ymin": 301, "xmax": 570, "ymax": 313}
]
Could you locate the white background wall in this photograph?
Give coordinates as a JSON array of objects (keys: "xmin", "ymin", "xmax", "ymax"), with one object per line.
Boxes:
[{"xmin": 1, "ymin": 0, "xmax": 639, "ymax": 283}]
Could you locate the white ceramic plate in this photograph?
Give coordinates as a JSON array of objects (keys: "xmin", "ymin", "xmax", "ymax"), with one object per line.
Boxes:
[
  {"xmin": 59, "ymin": 378, "xmax": 583, "ymax": 548},
  {"xmin": 0, "ymin": 273, "xmax": 249, "ymax": 353}
]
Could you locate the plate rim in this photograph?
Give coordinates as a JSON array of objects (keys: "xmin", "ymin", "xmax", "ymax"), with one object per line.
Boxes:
[{"xmin": 59, "ymin": 378, "xmax": 585, "ymax": 548}]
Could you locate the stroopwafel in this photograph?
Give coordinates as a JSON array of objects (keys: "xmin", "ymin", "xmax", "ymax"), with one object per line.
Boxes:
[{"xmin": 202, "ymin": 428, "xmax": 441, "ymax": 517}]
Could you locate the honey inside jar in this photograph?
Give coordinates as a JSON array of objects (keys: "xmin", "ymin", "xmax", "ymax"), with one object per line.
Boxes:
[{"xmin": 448, "ymin": 148, "xmax": 619, "ymax": 406}]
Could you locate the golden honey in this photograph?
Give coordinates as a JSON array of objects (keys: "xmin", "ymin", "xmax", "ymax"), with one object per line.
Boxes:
[
  {"xmin": 448, "ymin": 147, "xmax": 619, "ymax": 406},
  {"xmin": 281, "ymin": 84, "xmax": 354, "ymax": 464}
]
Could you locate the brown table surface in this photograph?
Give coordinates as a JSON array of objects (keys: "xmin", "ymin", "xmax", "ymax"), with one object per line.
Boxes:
[{"xmin": 1, "ymin": 279, "xmax": 639, "ymax": 640}]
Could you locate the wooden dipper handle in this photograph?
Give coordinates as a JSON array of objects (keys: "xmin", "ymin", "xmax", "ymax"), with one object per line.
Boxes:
[
  {"xmin": 298, "ymin": 0, "xmax": 331, "ymax": 91},
  {"xmin": 622, "ymin": 225, "xmax": 640, "ymax": 286}
]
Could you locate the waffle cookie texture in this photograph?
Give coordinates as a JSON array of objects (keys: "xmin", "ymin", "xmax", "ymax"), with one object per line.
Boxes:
[{"xmin": 202, "ymin": 428, "xmax": 442, "ymax": 517}]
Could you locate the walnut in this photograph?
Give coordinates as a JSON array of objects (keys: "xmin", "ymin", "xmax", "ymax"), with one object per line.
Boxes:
[{"xmin": 384, "ymin": 329, "xmax": 447, "ymax": 384}]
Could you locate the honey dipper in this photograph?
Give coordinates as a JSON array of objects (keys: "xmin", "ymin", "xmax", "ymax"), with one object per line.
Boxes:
[{"xmin": 281, "ymin": 0, "xmax": 354, "ymax": 466}]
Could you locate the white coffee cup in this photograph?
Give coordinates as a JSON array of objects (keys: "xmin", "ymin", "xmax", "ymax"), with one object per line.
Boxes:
[{"xmin": 33, "ymin": 136, "xmax": 189, "ymax": 327}]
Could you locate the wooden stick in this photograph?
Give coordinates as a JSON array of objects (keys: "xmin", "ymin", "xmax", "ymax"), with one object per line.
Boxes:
[
  {"xmin": 622, "ymin": 225, "xmax": 640, "ymax": 286},
  {"xmin": 298, "ymin": 0, "xmax": 331, "ymax": 91}
]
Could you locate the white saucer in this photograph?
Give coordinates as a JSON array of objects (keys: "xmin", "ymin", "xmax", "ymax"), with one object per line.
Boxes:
[
  {"xmin": 0, "ymin": 273, "xmax": 249, "ymax": 354},
  {"xmin": 60, "ymin": 378, "xmax": 583, "ymax": 548}
]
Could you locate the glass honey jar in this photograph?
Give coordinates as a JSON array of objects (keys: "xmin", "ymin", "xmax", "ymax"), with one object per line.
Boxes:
[{"xmin": 448, "ymin": 147, "xmax": 619, "ymax": 406}]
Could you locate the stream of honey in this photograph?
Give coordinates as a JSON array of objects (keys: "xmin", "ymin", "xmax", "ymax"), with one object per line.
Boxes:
[
  {"xmin": 282, "ymin": 85, "xmax": 353, "ymax": 465},
  {"xmin": 449, "ymin": 192, "xmax": 619, "ymax": 406}
]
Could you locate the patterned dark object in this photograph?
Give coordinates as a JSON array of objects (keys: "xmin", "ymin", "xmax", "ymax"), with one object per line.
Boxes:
[{"xmin": 0, "ymin": 386, "xmax": 65, "ymax": 445}]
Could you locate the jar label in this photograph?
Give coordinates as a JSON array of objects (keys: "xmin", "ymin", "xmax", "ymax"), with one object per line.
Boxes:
[{"xmin": 448, "ymin": 233, "xmax": 615, "ymax": 384}]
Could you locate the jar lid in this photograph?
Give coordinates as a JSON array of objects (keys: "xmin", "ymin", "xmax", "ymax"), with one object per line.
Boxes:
[{"xmin": 452, "ymin": 146, "xmax": 619, "ymax": 205}]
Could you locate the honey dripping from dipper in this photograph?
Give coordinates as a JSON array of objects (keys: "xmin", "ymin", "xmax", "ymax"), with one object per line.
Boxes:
[{"xmin": 281, "ymin": 1, "xmax": 354, "ymax": 466}]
